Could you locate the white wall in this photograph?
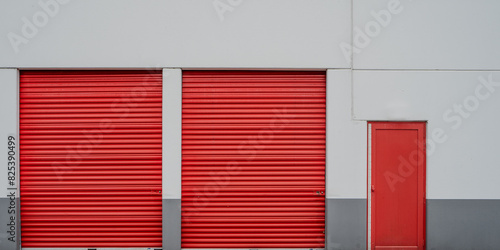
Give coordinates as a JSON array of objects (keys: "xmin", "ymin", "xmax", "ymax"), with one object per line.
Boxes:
[
  {"xmin": 162, "ymin": 69, "xmax": 182, "ymax": 200},
  {"xmin": 4, "ymin": 0, "xmax": 499, "ymax": 70},
  {"xmin": 0, "ymin": 0, "xmax": 351, "ymax": 69},
  {"xmin": 0, "ymin": 69, "xmax": 19, "ymax": 198},
  {"xmin": 353, "ymin": 70, "xmax": 500, "ymax": 199},
  {"xmin": 327, "ymin": 70, "xmax": 367, "ymax": 199},
  {"xmin": 352, "ymin": 0, "xmax": 500, "ymax": 70}
]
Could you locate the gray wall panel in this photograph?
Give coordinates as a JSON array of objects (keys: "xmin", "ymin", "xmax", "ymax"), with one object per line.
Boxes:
[
  {"xmin": 326, "ymin": 198, "xmax": 366, "ymax": 250},
  {"xmin": 163, "ymin": 199, "xmax": 181, "ymax": 250},
  {"xmin": 427, "ymin": 199, "xmax": 500, "ymax": 250},
  {"xmin": 0, "ymin": 198, "xmax": 19, "ymax": 250}
]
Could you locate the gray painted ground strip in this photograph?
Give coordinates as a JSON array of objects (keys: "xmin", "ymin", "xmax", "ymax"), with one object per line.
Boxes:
[
  {"xmin": 427, "ymin": 199, "xmax": 500, "ymax": 250},
  {"xmin": 5, "ymin": 198, "xmax": 500, "ymax": 249},
  {"xmin": 0, "ymin": 198, "xmax": 20, "ymax": 250},
  {"xmin": 326, "ymin": 198, "xmax": 366, "ymax": 250},
  {"xmin": 163, "ymin": 199, "xmax": 181, "ymax": 250}
]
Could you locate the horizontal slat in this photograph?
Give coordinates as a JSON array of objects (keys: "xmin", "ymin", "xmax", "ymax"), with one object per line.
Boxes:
[
  {"xmin": 21, "ymin": 206, "xmax": 161, "ymax": 211},
  {"xmin": 182, "ymin": 238, "xmax": 325, "ymax": 244},
  {"xmin": 181, "ymin": 243, "xmax": 324, "ymax": 248},
  {"xmin": 181, "ymin": 197, "xmax": 324, "ymax": 202},
  {"xmin": 21, "ymin": 154, "xmax": 161, "ymax": 160},
  {"xmin": 21, "ymin": 86, "xmax": 162, "ymax": 92},
  {"xmin": 22, "ymin": 232, "xmax": 162, "ymax": 237},
  {"xmin": 20, "ymin": 117, "xmax": 161, "ymax": 124},
  {"xmin": 21, "ymin": 107, "xmax": 162, "ymax": 113},
  {"xmin": 181, "ymin": 223, "xmax": 325, "ymax": 228},
  {"xmin": 20, "ymin": 112, "xmax": 161, "ymax": 118},
  {"xmin": 21, "ymin": 148, "xmax": 161, "ymax": 154},
  {"xmin": 20, "ymin": 180, "xmax": 162, "ymax": 186},
  {"xmin": 21, "ymin": 92, "xmax": 161, "ymax": 98},
  {"xmin": 183, "ymin": 124, "xmax": 325, "ymax": 130},
  {"xmin": 182, "ymin": 228, "xmax": 324, "ymax": 233},
  {"xmin": 21, "ymin": 243, "xmax": 162, "ymax": 247},
  {"xmin": 21, "ymin": 123, "xmax": 161, "ymax": 128},
  {"xmin": 184, "ymin": 135, "xmax": 324, "ymax": 141},
  {"xmin": 21, "ymin": 102, "xmax": 161, "ymax": 108},
  {"xmin": 21, "ymin": 236, "xmax": 161, "ymax": 242},
  {"xmin": 182, "ymin": 98, "xmax": 325, "ymax": 104},
  {"xmin": 182, "ymin": 143, "xmax": 325, "ymax": 148},
  {"xmin": 21, "ymin": 134, "xmax": 161, "ymax": 140},
  {"xmin": 20, "ymin": 165, "xmax": 161, "ymax": 171},
  {"xmin": 182, "ymin": 160, "xmax": 323, "ymax": 166},
  {"xmin": 182, "ymin": 170, "xmax": 324, "ymax": 176},
  {"xmin": 20, "ymin": 138, "xmax": 160, "ymax": 144},
  {"xmin": 183, "ymin": 108, "xmax": 325, "ymax": 114},
  {"xmin": 21, "ymin": 97, "xmax": 162, "ymax": 104},
  {"xmin": 182, "ymin": 234, "xmax": 324, "ymax": 240},
  {"xmin": 182, "ymin": 175, "xmax": 323, "ymax": 181},
  {"xmin": 182, "ymin": 217, "xmax": 324, "ymax": 222},
  {"xmin": 22, "ymin": 196, "xmax": 161, "ymax": 201},
  {"xmin": 182, "ymin": 149, "xmax": 325, "ymax": 155},
  {"xmin": 182, "ymin": 202, "xmax": 325, "ymax": 207},
  {"xmin": 182, "ymin": 192, "xmax": 322, "ymax": 197},
  {"xmin": 21, "ymin": 216, "xmax": 161, "ymax": 222},
  {"xmin": 183, "ymin": 103, "xmax": 325, "ymax": 109},
  {"xmin": 22, "ymin": 227, "xmax": 161, "ymax": 232},
  {"xmin": 21, "ymin": 170, "xmax": 161, "ymax": 175},
  {"xmin": 21, "ymin": 128, "xmax": 162, "ymax": 134},
  {"xmin": 183, "ymin": 113, "xmax": 325, "ymax": 119},
  {"xmin": 182, "ymin": 118, "xmax": 325, "ymax": 124},
  {"xmin": 21, "ymin": 160, "xmax": 161, "ymax": 165},
  {"xmin": 182, "ymin": 181, "xmax": 324, "ymax": 186},
  {"xmin": 183, "ymin": 87, "xmax": 325, "ymax": 93},
  {"xmin": 22, "ymin": 211, "xmax": 161, "ymax": 216},
  {"xmin": 182, "ymin": 155, "xmax": 324, "ymax": 160}
]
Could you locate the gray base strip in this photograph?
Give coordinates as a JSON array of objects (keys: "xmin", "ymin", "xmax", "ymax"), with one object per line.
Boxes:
[
  {"xmin": 17, "ymin": 198, "xmax": 500, "ymax": 249},
  {"xmin": 427, "ymin": 199, "xmax": 500, "ymax": 250},
  {"xmin": 0, "ymin": 197, "xmax": 20, "ymax": 250},
  {"xmin": 163, "ymin": 199, "xmax": 181, "ymax": 250},
  {"xmin": 326, "ymin": 198, "xmax": 366, "ymax": 250}
]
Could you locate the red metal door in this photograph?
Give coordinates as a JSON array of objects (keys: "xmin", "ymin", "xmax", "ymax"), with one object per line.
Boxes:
[
  {"xmin": 181, "ymin": 71, "xmax": 326, "ymax": 248},
  {"xmin": 19, "ymin": 71, "xmax": 162, "ymax": 247},
  {"xmin": 369, "ymin": 122, "xmax": 426, "ymax": 250}
]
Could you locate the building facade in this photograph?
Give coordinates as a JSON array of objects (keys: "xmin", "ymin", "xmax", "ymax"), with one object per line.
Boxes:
[{"xmin": 1, "ymin": 0, "xmax": 500, "ymax": 249}]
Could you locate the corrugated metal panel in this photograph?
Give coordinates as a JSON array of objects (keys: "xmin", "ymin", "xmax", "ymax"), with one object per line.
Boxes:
[
  {"xmin": 181, "ymin": 71, "xmax": 326, "ymax": 248},
  {"xmin": 19, "ymin": 71, "xmax": 162, "ymax": 248}
]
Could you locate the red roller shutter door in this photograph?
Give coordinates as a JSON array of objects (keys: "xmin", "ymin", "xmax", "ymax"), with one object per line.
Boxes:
[
  {"xmin": 182, "ymin": 71, "xmax": 326, "ymax": 248},
  {"xmin": 19, "ymin": 71, "xmax": 162, "ymax": 248}
]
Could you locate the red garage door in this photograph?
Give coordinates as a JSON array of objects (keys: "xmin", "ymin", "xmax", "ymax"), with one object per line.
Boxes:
[
  {"xmin": 182, "ymin": 71, "xmax": 326, "ymax": 248},
  {"xmin": 19, "ymin": 71, "xmax": 162, "ymax": 248}
]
